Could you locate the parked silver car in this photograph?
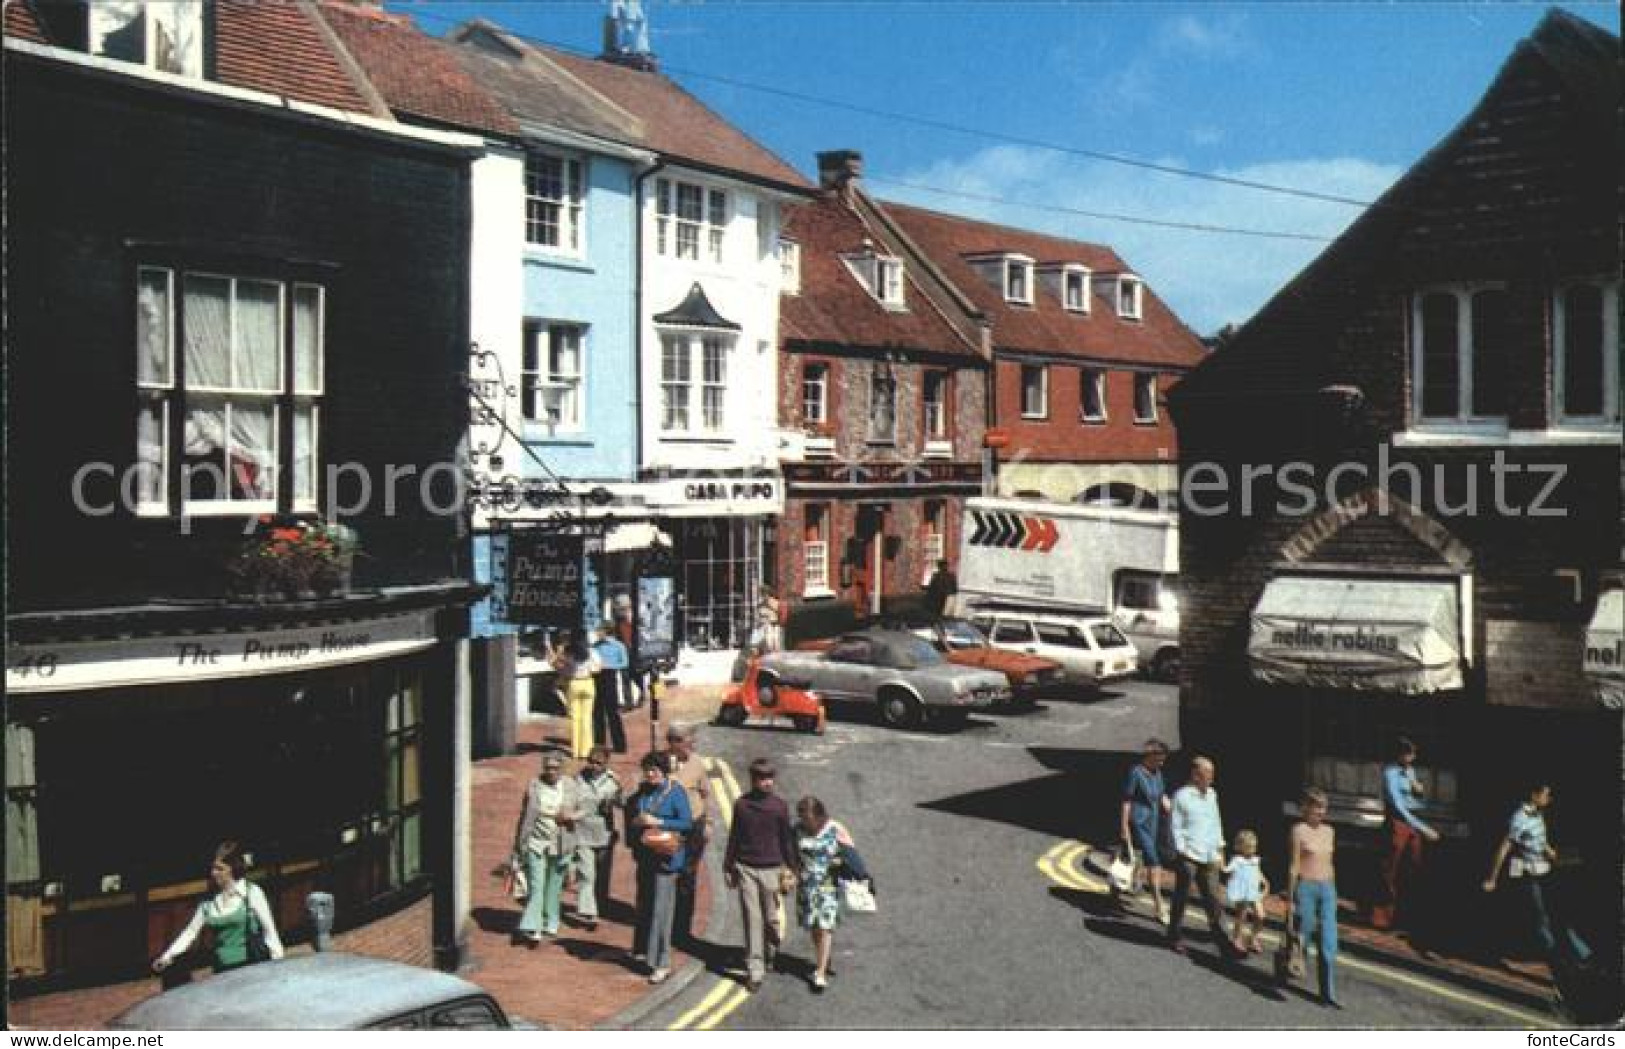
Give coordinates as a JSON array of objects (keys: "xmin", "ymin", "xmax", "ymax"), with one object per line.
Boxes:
[
  {"xmin": 760, "ymin": 628, "xmax": 1012, "ymax": 728},
  {"xmin": 109, "ymin": 952, "xmax": 519, "ymax": 1030}
]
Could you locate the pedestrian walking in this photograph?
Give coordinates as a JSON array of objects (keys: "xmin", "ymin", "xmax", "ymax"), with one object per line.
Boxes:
[
  {"xmin": 794, "ymin": 795, "xmax": 843, "ymax": 992},
  {"xmin": 1370, "ymin": 736, "xmax": 1438, "ymax": 930},
  {"xmin": 592, "ymin": 623, "xmax": 630, "ymax": 753},
  {"xmin": 1288, "ymin": 788, "xmax": 1341, "ymax": 1008},
  {"xmin": 664, "ymin": 724, "xmax": 711, "ymax": 948},
  {"xmin": 571, "ymin": 746, "xmax": 623, "ymax": 931},
  {"xmin": 1482, "ymin": 782, "xmax": 1593, "ymax": 976},
  {"xmin": 724, "ymin": 758, "xmax": 798, "ymax": 991},
  {"xmin": 1224, "ymin": 829, "xmax": 1269, "ymax": 955},
  {"xmin": 552, "ymin": 632, "xmax": 601, "ymax": 760},
  {"xmin": 1117, "ymin": 738, "xmax": 1172, "ymax": 922},
  {"xmin": 924, "ymin": 560, "xmax": 958, "ymax": 622},
  {"xmin": 628, "ymin": 751, "xmax": 693, "ymax": 984},
  {"xmin": 1165, "ymin": 756, "xmax": 1238, "ymax": 959},
  {"xmin": 510, "ymin": 752, "xmax": 583, "ymax": 946},
  {"xmin": 755, "ymin": 586, "xmax": 784, "ymax": 653},
  {"xmin": 153, "ymin": 841, "xmax": 284, "ymax": 975}
]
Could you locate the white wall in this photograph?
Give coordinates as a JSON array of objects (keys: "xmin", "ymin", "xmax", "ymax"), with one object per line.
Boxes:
[{"xmin": 467, "ymin": 145, "xmax": 527, "ymax": 531}]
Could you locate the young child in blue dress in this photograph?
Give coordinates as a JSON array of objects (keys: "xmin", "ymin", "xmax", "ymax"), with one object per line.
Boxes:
[{"xmin": 1225, "ymin": 829, "xmax": 1270, "ymax": 954}]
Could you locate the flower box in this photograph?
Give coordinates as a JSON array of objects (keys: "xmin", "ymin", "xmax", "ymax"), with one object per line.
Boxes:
[{"xmin": 228, "ymin": 516, "xmax": 359, "ymax": 601}]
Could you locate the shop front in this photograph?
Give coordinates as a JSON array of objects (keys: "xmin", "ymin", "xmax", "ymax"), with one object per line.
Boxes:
[
  {"xmin": 1585, "ymin": 586, "xmax": 1623, "ymax": 709},
  {"xmin": 5, "ymin": 592, "xmax": 474, "ymax": 993}
]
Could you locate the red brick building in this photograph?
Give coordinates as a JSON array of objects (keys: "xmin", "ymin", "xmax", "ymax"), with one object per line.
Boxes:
[
  {"xmin": 884, "ymin": 202, "xmax": 1208, "ymax": 508},
  {"xmin": 776, "ymin": 152, "xmax": 990, "ymax": 639},
  {"xmin": 1169, "ymin": 10, "xmax": 1620, "ymax": 970}
]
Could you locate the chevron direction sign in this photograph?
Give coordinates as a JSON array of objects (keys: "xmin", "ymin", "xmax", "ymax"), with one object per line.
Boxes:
[{"xmin": 968, "ymin": 510, "xmax": 1060, "ymax": 553}]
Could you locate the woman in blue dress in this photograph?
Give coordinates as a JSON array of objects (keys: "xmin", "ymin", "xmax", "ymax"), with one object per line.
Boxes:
[
  {"xmin": 1117, "ymin": 738, "xmax": 1172, "ymax": 922},
  {"xmin": 795, "ymin": 795, "xmax": 842, "ymax": 992}
]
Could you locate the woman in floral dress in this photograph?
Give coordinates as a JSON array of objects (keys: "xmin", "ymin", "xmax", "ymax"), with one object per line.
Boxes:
[{"xmin": 795, "ymin": 795, "xmax": 842, "ymax": 992}]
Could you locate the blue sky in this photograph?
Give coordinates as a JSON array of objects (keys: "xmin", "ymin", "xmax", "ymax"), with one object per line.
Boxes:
[{"xmin": 399, "ymin": 2, "xmax": 1620, "ymax": 334}]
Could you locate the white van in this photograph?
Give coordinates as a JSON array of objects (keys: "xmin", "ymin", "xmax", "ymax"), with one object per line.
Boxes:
[{"xmin": 970, "ymin": 609, "xmax": 1139, "ymax": 690}]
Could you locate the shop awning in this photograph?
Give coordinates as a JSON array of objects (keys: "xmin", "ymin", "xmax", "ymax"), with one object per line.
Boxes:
[
  {"xmin": 1249, "ymin": 576, "xmax": 1463, "ymax": 693},
  {"xmin": 605, "ymin": 522, "xmax": 663, "ymax": 554},
  {"xmin": 1586, "ymin": 588, "xmax": 1623, "ymax": 710}
]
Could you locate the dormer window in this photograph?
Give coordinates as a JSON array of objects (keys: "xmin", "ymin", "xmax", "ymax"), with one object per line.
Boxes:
[
  {"xmin": 1116, "ymin": 275, "xmax": 1144, "ymax": 320},
  {"xmin": 89, "ymin": 1, "xmax": 204, "ymax": 77},
  {"xmin": 1063, "ymin": 267, "xmax": 1091, "ymax": 313},
  {"xmin": 842, "ymin": 251, "xmax": 906, "ymax": 310},
  {"xmin": 1004, "ymin": 256, "xmax": 1034, "ymax": 305}
]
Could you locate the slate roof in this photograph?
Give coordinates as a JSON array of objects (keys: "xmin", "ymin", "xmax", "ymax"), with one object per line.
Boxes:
[
  {"xmin": 781, "ymin": 190, "xmax": 985, "ymax": 361},
  {"xmin": 315, "ymin": 2, "xmax": 518, "ymax": 137},
  {"xmin": 882, "ymin": 202, "xmax": 1208, "ymax": 370},
  {"xmin": 448, "ymin": 22, "xmax": 643, "ymax": 146},
  {"xmin": 1171, "ymin": 8, "xmax": 1621, "ymax": 405},
  {"xmin": 653, "ymin": 283, "xmax": 742, "ymax": 331},
  {"xmin": 448, "ymin": 21, "xmax": 810, "ymax": 191}
]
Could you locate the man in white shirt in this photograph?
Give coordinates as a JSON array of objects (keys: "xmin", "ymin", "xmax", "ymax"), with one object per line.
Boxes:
[{"xmin": 1166, "ymin": 756, "xmax": 1239, "ymax": 959}]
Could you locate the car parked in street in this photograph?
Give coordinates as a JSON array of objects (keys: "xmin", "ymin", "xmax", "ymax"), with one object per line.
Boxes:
[
  {"xmin": 797, "ymin": 618, "xmax": 1064, "ymax": 705},
  {"xmin": 970, "ymin": 610, "xmax": 1138, "ymax": 690},
  {"xmin": 109, "ymin": 952, "xmax": 519, "ymax": 1030},
  {"xmin": 761, "ymin": 628, "xmax": 1012, "ymax": 729}
]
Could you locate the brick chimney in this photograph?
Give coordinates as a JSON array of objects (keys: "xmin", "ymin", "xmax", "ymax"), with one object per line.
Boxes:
[{"xmin": 817, "ymin": 150, "xmax": 864, "ymax": 192}]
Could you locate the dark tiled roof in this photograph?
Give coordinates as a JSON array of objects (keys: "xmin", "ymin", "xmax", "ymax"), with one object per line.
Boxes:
[
  {"xmin": 316, "ymin": 3, "xmax": 518, "ymax": 136},
  {"xmin": 653, "ymin": 283, "xmax": 742, "ymax": 331},
  {"xmin": 3, "ymin": 1, "xmax": 47, "ymax": 43},
  {"xmin": 449, "ymin": 22, "xmax": 643, "ymax": 146},
  {"xmin": 782, "ymin": 191, "xmax": 984, "ymax": 362},
  {"xmin": 214, "ymin": 0, "xmax": 373, "ymax": 113},
  {"xmin": 883, "ymin": 202, "xmax": 1208, "ymax": 370}
]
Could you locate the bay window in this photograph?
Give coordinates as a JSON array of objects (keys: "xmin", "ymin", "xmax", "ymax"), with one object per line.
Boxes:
[
  {"xmin": 521, "ymin": 322, "xmax": 586, "ymax": 431},
  {"xmin": 660, "ymin": 332, "xmax": 732, "ymax": 434},
  {"xmin": 1554, "ymin": 281, "xmax": 1620, "ymax": 425},
  {"xmin": 137, "ymin": 266, "xmax": 322, "ymax": 515}
]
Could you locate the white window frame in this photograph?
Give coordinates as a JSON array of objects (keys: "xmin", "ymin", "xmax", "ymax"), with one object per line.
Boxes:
[
  {"xmin": 803, "ymin": 504, "xmax": 832, "ymax": 597},
  {"xmin": 1020, "ymin": 363, "xmax": 1049, "ymax": 420},
  {"xmin": 1116, "ymin": 275, "xmax": 1144, "ymax": 320},
  {"xmin": 1552, "ymin": 281, "xmax": 1621, "ymax": 428},
  {"xmin": 876, "ymin": 256, "xmax": 905, "ymax": 308},
  {"xmin": 802, "ymin": 361, "xmax": 828, "ymax": 427},
  {"xmin": 524, "ymin": 151, "xmax": 586, "ymax": 256},
  {"xmin": 655, "ymin": 177, "xmax": 727, "ymax": 264},
  {"xmin": 1133, "ymin": 372, "xmax": 1158, "ymax": 424},
  {"xmin": 1409, "ymin": 284, "xmax": 1511, "ymax": 433},
  {"xmin": 1005, "ymin": 255, "xmax": 1035, "ymax": 305},
  {"xmin": 1081, "ymin": 367, "xmax": 1107, "ymax": 423},
  {"xmin": 138, "ymin": 267, "xmax": 323, "ymax": 517},
  {"xmin": 923, "ymin": 370, "xmax": 950, "ymax": 442},
  {"xmin": 658, "ymin": 330, "xmax": 734, "ymax": 435},
  {"xmin": 89, "ymin": 1, "xmax": 204, "ymax": 77},
  {"xmin": 521, "ymin": 321, "xmax": 587, "ymax": 433},
  {"xmin": 921, "ymin": 503, "xmax": 946, "ymax": 585},
  {"xmin": 1063, "ymin": 266, "xmax": 1092, "ymax": 313},
  {"xmin": 779, "ymin": 239, "xmax": 801, "ymax": 295}
]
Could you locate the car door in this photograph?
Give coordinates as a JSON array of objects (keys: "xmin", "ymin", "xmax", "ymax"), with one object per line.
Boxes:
[
  {"xmin": 820, "ymin": 637, "xmax": 875, "ymax": 701},
  {"xmin": 987, "ymin": 617, "xmax": 1038, "ymax": 656},
  {"xmin": 1031, "ymin": 621, "xmax": 1096, "ymax": 682}
]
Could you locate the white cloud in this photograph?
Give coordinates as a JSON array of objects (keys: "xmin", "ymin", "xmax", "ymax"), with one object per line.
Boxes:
[
  {"xmin": 879, "ymin": 146, "xmax": 1403, "ymax": 335},
  {"xmin": 1157, "ymin": 13, "xmax": 1252, "ymax": 58}
]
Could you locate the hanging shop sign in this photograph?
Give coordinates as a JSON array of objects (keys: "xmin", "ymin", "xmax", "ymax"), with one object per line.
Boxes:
[
  {"xmin": 505, "ymin": 531, "xmax": 585, "ymax": 628},
  {"xmin": 5, "ymin": 611, "xmax": 439, "ymax": 694}
]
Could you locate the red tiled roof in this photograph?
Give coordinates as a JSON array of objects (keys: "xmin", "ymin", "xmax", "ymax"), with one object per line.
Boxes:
[
  {"xmin": 883, "ymin": 202, "xmax": 1208, "ymax": 370},
  {"xmin": 539, "ymin": 46, "xmax": 810, "ymax": 190},
  {"xmin": 782, "ymin": 192, "xmax": 983, "ymax": 362},
  {"xmin": 317, "ymin": 2, "xmax": 518, "ymax": 137},
  {"xmin": 3, "ymin": 0, "xmax": 47, "ymax": 43},
  {"xmin": 214, "ymin": 0, "xmax": 373, "ymax": 113}
]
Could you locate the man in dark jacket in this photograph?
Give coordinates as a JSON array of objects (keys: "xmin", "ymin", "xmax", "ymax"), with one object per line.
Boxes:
[
  {"xmin": 724, "ymin": 758, "xmax": 797, "ymax": 991},
  {"xmin": 925, "ymin": 560, "xmax": 958, "ymax": 621}
]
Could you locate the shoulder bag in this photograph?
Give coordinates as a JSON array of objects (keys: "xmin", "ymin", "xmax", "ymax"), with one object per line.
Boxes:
[
  {"xmin": 639, "ymin": 786, "xmax": 682, "ymax": 858},
  {"xmin": 242, "ymin": 883, "xmax": 273, "ymax": 964}
]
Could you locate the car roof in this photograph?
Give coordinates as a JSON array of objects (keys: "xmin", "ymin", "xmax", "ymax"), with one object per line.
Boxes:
[
  {"xmin": 110, "ymin": 953, "xmax": 503, "ymax": 1030},
  {"xmin": 976, "ymin": 610, "xmax": 1115, "ymax": 627}
]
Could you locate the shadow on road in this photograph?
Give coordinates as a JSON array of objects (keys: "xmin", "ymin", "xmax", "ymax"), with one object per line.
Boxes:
[{"xmin": 918, "ymin": 746, "xmax": 1143, "ymax": 842}]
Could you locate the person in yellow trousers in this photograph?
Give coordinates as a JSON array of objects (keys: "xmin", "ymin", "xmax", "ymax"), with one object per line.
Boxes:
[{"xmin": 552, "ymin": 632, "xmax": 601, "ymax": 759}]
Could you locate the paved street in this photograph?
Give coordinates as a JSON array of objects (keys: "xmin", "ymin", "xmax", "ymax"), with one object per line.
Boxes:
[{"xmin": 638, "ymin": 680, "xmax": 1548, "ymax": 1030}]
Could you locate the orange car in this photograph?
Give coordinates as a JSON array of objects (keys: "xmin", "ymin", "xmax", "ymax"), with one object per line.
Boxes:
[{"xmin": 799, "ymin": 618, "xmax": 1064, "ymax": 704}]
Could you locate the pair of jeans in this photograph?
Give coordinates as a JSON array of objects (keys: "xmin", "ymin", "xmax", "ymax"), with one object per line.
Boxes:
[
  {"xmin": 1295, "ymin": 878, "xmax": 1339, "ymax": 1002},
  {"xmin": 573, "ymin": 842, "xmax": 614, "ymax": 921},
  {"xmin": 592, "ymin": 669, "xmax": 628, "ymax": 752},
  {"xmin": 634, "ymin": 863, "xmax": 679, "ymax": 971},
  {"xmin": 1167, "ymin": 856, "xmax": 1227, "ymax": 949},
  {"xmin": 735, "ymin": 864, "xmax": 786, "ymax": 982},
  {"xmin": 1372, "ymin": 819, "xmax": 1424, "ymax": 929},
  {"xmin": 517, "ymin": 852, "xmax": 569, "ymax": 936},
  {"xmin": 1520, "ymin": 874, "xmax": 1591, "ymax": 968}
]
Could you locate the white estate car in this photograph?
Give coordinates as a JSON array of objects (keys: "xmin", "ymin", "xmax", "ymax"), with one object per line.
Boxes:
[{"xmin": 970, "ymin": 610, "xmax": 1139, "ymax": 690}]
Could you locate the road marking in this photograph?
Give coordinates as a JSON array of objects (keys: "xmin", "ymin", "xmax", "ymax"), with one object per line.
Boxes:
[
  {"xmin": 695, "ymin": 984, "xmax": 751, "ymax": 1030},
  {"xmin": 668, "ymin": 759, "xmax": 748, "ymax": 1031},
  {"xmin": 670, "ymin": 976, "xmax": 741, "ymax": 1030},
  {"xmin": 1033, "ymin": 839, "xmax": 1556, "ymax": 1028}
]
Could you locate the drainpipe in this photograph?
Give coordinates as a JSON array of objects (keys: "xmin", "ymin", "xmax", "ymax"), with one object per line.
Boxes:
[{"xmin": 633, "ymin": 158, "xmax": 665, "ymax": 482}]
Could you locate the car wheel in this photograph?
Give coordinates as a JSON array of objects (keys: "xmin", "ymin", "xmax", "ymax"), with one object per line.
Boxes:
[
  {"xmin": 791, "ymin": 714, "xmax": 821, "ymax": 734},
  {"xmin": 877, "ymin": 688, "xmax": 923, "ymax": 730},
  {"xmin": 716, "ymin": 703, "xmax": 748, "ymax": 728},
  {"xmin": 1151, "ymin": 648, "xmax": 1180, "ymax": 683}
]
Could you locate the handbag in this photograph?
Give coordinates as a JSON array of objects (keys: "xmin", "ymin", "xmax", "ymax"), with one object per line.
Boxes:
[
  {"xmin": 841, "ymin": 878, "xmax": 878, "ymax": 914},
  {"xmin": 1108, "ymin": 841, "xmax": 1138, "ymax": 894},
  {"xmin": 504, "ymin": 857, "xmax": 530, "ymax": 902},
  {"xmin": 641, "ymin": 828, "xmax": 681, "ymax": 858},
  {"xmin": 242, "ymin": 883, "xmax": 272, "ymax": 964},
  {"xmin": 1274, "ymin": 907, "xmax": 1306, "ymax": 984}
]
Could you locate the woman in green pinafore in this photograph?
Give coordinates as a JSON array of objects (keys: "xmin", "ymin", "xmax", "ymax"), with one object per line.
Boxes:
[{"xmin": 153, "ymin": 841, "xmax": 284, "ymax": 974}]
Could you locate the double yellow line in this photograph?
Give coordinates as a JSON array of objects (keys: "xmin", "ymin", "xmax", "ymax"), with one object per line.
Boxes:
[
  {"xmin": 1034, "ymin": 839, "xmax": 1555, "ymax": 1027},
  {"xmin": 668, "ymin": 758, "xmax": 753, "ymax": 1031}
]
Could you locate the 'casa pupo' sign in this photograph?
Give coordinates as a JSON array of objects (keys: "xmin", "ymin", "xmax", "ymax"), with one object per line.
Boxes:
[{"xmin": 506, "ymin": 531, "xmax": 584, "ymax": 629}]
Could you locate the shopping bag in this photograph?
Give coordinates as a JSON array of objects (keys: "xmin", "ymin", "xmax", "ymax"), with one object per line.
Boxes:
[
  {"xmin": 1108, "ymin": 843, "xmax": 1138, "ymax": 894},
  {"xmin": 841, "ymin": 878, "xmax": 878, "ymax": 914}
]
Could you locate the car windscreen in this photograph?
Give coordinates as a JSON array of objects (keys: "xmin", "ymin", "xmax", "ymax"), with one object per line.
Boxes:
[
  {"xmin": 894, "ymin": 636, "xmax": 946, "ymax": 667},
  {"xmin": 940, "ymin": 621, "xmax": 986, "ymax": 649},
  {"xmin": 1090, "ymin": 623, "xmax": 1130, "ymax": 649}
]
